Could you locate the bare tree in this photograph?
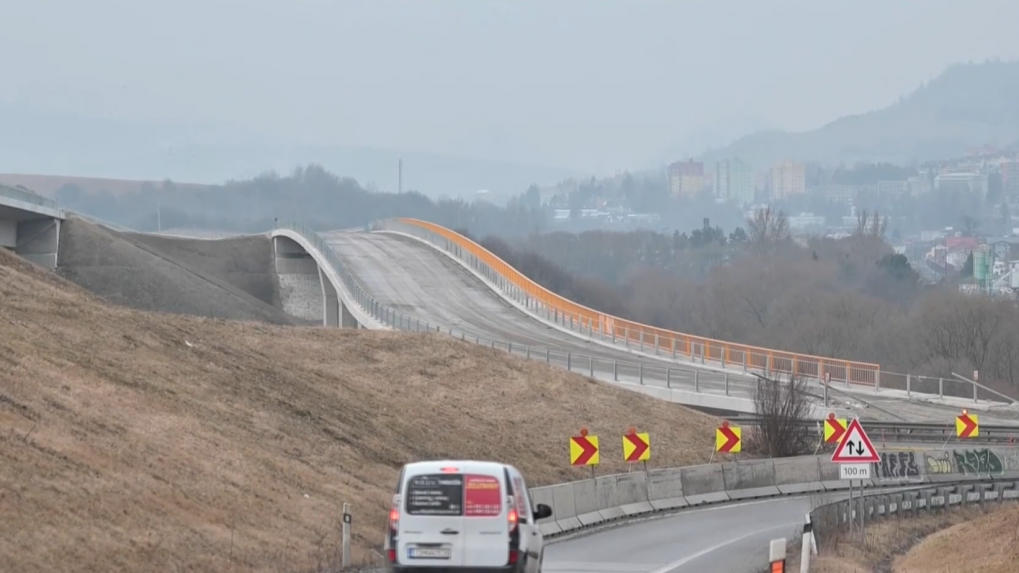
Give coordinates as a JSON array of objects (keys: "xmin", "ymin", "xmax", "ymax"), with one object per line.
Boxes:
[
  {"xmin": 854, "ymin": 208, "xmax": 887, "ymax": 239},
  {"xmin": 745, "ymin": 206, "xmax": 790, "ymax": 254},
  {"xmin": 745, "ymin": 374, "xmax": 815, "ymax": 458}
]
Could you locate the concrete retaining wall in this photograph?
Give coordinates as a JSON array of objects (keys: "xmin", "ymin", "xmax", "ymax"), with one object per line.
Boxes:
[{"xmin": 530, "ymin": 446, "xmax": 1019, "ymax": 538}]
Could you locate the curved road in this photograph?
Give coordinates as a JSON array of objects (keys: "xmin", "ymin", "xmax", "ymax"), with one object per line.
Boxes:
[{"xmin": 321, "ymin": 230, "xmax": 750, "ymax": 396}]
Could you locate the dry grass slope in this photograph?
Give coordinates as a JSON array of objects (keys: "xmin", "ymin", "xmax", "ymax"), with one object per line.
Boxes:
[{"xmin": 0, "ymin": 246, "xmax": 716, "ymax": 573}]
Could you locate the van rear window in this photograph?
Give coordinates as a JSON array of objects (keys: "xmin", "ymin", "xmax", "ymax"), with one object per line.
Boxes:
[
  {"xmin": 406, "ymin": 474, "xmax": 464, "ymax": 516},
  {"xmin": 405, "ymin": 473, "xmax": 504, "ymax": 517}
]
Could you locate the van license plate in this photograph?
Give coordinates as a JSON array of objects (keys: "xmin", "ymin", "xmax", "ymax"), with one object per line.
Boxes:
[{"xmin": 408, "ymin": 548, "xmax": 451, "ymax": 559}]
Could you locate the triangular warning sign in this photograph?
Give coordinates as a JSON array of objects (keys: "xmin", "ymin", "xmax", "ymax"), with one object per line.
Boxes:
[{"xmin": 830, "ymin": 418, "xmax": 880, "ymax": 463}]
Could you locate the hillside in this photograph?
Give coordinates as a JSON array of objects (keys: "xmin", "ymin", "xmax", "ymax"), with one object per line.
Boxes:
[
  {"xmin": 705, "ymin": 60, "xmax": 1019, "ymax": 166},
  {"xmin": 0, "ymin": 246, "xmax": 716, "ymax": 573}
]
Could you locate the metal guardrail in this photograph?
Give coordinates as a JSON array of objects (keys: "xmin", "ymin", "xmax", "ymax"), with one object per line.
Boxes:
[
  {"xmin": 0, "ymin": 183, "xmax": 60, "ymax": 210},
  {"xmin": 734, "ymin": 417, "xmax": 1019, "ymax": 443},
  {"xmin": 275, "ymin": 221, "xmax": 759, "ymax": 404}
]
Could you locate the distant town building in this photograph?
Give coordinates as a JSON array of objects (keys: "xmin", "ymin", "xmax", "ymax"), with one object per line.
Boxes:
[
  {"xmin": 934, "ymin": 172, "xmax": 989, "ymax": 198},
  {"xmin": 877, "ymin": 180, "xmax": 910, "ymax": 199},
  {"xmin": 668, "ymin": 159, "xmax": 706, "ymax": 197},
  {"xmin": 713, "ymin": 158, "xmax": 754, "ymax": 205},
  {"xmin": 813, "ymin": 184, "xmax": 856, "ymax": 204},
  {"xmin": 1001, "ymin": 160, "xmax": 1019, "ymax": 196},
  {"xmin": 770, "ymin": 160, "xmax": 806, "ymax": 199},
  {"xmin": 907, "ymin": 175, "xmax": 932, "ymax": 196}
]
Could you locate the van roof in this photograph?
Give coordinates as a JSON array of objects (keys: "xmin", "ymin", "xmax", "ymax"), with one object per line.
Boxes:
[{"xmin": 401, "ymin": 460, "xmax": 513, "ymax": 475}]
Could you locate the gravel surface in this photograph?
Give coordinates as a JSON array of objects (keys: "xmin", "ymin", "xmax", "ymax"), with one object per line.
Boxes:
[
  {"xmin": 57, "ymin": 217, "xmax": 311, "ymax": 325},
  {"xmin": 277, "ymin": 273, "xmax": 323, "ymax": 322}
]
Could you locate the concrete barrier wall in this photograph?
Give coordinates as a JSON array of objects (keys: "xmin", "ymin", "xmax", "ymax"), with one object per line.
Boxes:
[{"xmin": 530, "ymin": 447, "xmax": 1019, "ymax": 537}]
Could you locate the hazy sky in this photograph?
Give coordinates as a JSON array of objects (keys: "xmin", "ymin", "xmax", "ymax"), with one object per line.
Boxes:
[{"xmin": 3, "ymin": 0, "xmax": 1019, "ymax": 175}]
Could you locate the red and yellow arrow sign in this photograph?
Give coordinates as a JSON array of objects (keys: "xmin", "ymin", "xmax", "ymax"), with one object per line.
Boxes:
[
  {"xmin": 623, "ymin": 431, "xmax": 650, "ymax": 462},
  {"xmin": 824, "ymin": 413, "xmax": 847, "ymax": 444},
  {"xmin": 716, "ymin": 421, "xmax": 741, "ymax": 453},
  {"xmin": 570, "ymin": 432, "xmax": 599, "ymax": 466},
  {"xmin": 956, "ymin": 411, "xmax": 979, "ymax": 438}
]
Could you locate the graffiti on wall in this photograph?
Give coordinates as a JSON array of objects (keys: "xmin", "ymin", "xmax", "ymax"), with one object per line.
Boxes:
[
  {"xmin": 953, "ymin": 449, "xmax": 1003, "ymax": 476},
  {"xmin": 874, "ymin": 451, "xmax": 922, "ymax": 480},
  {"xmin": 925, "ymin": 452, "xmax": 953, "ymax": 475}
]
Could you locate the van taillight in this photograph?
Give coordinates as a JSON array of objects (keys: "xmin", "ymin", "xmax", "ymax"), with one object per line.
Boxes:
[
  {"xmin": 389, "ymin": 495, "xmax": 400, "ymax": 531},
  {"xmin": 507, "ymin": 497, "xmax": 518, "ymax": 532},
  {"xmin": 387, "ymin": 548, "xmax": 396, "ymax": 562}
]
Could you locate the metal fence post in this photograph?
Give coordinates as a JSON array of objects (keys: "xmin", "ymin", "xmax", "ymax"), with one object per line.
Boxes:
[
  {"xmin": 526, "ymin": 346, "xmax": 530, "ymax": 360},
  {"xmin": 613, "ymin": 361, "xmax": 618, "ymax": 381},
  {"xmin": 939, "ymin": 377, "xmax": 944, "ymax": 398},
  {"xmin": 906, "ymin": 374, "xmax": 911, "ymax": 398},
  {"xmin": 639, "ymin": 364, "xmax": 644, "ymax": 385},
  {"xmin": 567, "ymin": 353, "xmax": 572, "ymax": 371},
  {"xmin": 639, "ymin": 331, "xmax": 644, "ymax": 352},
  {"xmin": 671, "ymin": 338, "xmax": 676, "ymax": 359},
  {"xmin": 725, "ymin": 373, "xmax": 729, "ymax": 396},
  {"xmin": 694, "ymin": 370, "xmax": 699, "ymax": 392},
  {"xmin": 666, "ymin": 368, "xmax": 671, "ymax": 388},
  {"xmin": 589, "ymin": 356, "xmax": 594, "ymax": 378},
  {"xmin": 546, "ymin": 350, "xmax": 550, "ymax": 365}
]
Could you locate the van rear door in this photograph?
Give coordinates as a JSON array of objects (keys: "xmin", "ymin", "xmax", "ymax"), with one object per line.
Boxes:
[
  {"xmin": 399, "ymin": 473, "xmax": 466, "ymax": 567},
  {"xmin": 462, "ymin": 472, "xmax": 510, "ymax": 567}
]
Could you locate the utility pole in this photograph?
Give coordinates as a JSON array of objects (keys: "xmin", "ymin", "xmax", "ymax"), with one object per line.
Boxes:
[{"xmin": 398, "ymin": 159, "xmax": 403, "ymax": 194}]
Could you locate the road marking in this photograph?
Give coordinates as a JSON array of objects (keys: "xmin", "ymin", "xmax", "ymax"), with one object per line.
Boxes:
[
  {"xmin": 645, "ymin": 523, "xmax": 798, "ymax": 573},
  {"xmin": 543, "ymin": 562, "xmax": 662, "ymax": 572}
]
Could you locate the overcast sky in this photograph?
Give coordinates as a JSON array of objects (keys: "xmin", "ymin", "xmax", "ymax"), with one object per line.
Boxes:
[{"xmin": 3, "ymin": 0, "xmax": 1019, "ymax": 176}]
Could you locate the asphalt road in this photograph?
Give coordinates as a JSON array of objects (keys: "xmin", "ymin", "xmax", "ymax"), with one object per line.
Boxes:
[{"xmin": 543, "ymin": 485, "xmax": 925, "ymax": 573}]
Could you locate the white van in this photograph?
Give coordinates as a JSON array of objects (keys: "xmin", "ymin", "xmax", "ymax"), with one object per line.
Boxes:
[{"xmin": 384, "ymin": 460, "xmax": 553, "ymax": 573}]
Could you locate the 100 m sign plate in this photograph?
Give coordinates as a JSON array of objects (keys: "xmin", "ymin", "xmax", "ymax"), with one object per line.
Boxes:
[{"xmin": 839, "ymin": 463, "xmax": 872, "ymax": 480}]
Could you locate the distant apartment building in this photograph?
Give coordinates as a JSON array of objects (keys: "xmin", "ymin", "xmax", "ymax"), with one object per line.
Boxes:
[
  {"xmin": 713, "ymin": 158, "xmax": 754, "ymax": 205},
  {"xmin": 934, "ymin": 172, "xmax": 989, "ymax": 198},
  {"xmin": 668, "ymin": 159, "xmax": 707, "ymax": 197},
  {"xmin": 877, "ymin": 180, "xmax": 910, "ymax": 199},
  {"xmin": 770, "ymin": 160, "xmax": 806, "ymax": 199},
  {"xmin": 1001, "ymin": 160, "xmax": 1019, "ymax": 196},
  {"xmin": 908, "ymin": 175, "xmax": 932, "ymax": 196},
  {"xmin": 814, "ymin": 184, "xmax": 856, "ymax": 204}
]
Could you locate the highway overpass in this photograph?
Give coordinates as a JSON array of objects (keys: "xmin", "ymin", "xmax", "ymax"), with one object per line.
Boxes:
[{"xmin": 0, "ymin": 184, "xmax": 63, "ymax": 269}]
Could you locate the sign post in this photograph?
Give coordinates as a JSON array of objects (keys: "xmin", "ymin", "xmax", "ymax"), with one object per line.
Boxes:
[
  {"xmin": 831, "ymin": 418, "xmax": 880, "ymax": 542},
  {"xmin": 342, "ymin": 502, "xmax": 352, "ymax": 568}
]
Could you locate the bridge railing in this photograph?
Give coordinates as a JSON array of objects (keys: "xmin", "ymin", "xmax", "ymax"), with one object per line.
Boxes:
[
  {"xmin": 0, "ymin": 184, "xmax": 60, "ymax": 210},
  {"xmin": 375, "ymin": 218, "xmax": 882, "ymax": 388}
]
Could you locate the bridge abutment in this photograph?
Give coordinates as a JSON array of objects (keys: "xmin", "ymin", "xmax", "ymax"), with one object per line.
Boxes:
[{"xmin": 273, "ymin": 235, "xmax": 359, "ymax": 328}]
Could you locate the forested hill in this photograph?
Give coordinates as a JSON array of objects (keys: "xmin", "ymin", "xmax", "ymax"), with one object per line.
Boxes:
[{"xmin": 704, "ymin": 60, "xmax": 1019, "ymax": 166}]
